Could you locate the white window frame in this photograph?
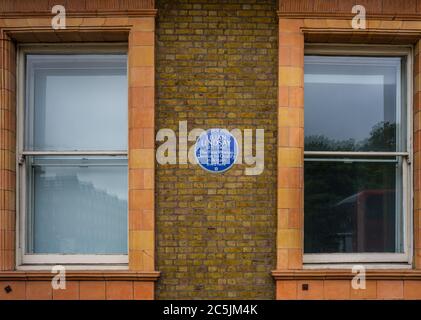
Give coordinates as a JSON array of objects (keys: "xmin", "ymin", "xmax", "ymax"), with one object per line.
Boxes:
[
  {"xmin": 303, "ymin": 44, "xmax": 413, "ymax": 268},
  {"xmin": 16, "ymin": 44, "xmax": 129, "ymax": 270}
]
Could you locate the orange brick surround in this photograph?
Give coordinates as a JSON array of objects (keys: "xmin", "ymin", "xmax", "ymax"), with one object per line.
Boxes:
[
  {"xmin": 0, "ymin": 0, "xmax": 159, "ymax": 300},
  {"xmin": 274, "ymin": 0, "xmax": 421, "ymax": 300},
  {"xmin": 0, "ymin": 271, "xmax": 158, "ymax": 300},
  {"xmin": 273, "ymin": 270, "xmax": 421, "ymax": 300}
]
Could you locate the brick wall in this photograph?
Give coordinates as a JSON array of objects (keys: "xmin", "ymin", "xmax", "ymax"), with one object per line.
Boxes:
[{"xmin": 156, "ymin": 0, "xmax": 278, "ymax": 299}]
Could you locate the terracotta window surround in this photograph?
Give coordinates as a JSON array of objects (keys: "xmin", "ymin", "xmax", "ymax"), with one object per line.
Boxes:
[
  {"xmin": 0, "ymin": 2, "xmax": 159, "ymax": 299},
  {"xmin": 274, "ymin": 2, "xmax": 421, "ymax": 298}
]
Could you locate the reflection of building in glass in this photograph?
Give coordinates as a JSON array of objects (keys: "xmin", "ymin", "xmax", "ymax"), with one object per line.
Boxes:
[
  {"xmin": 306, "ymin": 189, "xmax": 396, "ymax": 254},
  {"xmin": 33, "ymin": 173, "xmax": 127, "ymax": 254},
  {"xmin": 333, "ymin": 190, "xmax": 396, "ymax": 253}
]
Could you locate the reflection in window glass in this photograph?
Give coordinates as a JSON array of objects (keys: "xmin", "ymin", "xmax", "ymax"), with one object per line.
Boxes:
[
  {"xmin": 25, "ymin": 55, "xmax": 128, "ymax": 151},
  {"xmin": 304, "ymin": 55, "xmax": 406, "ymax": 256},
  {"xmin": 24, "ymin": 54, "xmax": 128, "ymax": 257},
  {"xmin": 304, "ymin": 56, "xmax": 402, "ymax": 152},
  {"xmin": 27, "ymin": 157, "xmax": 128, "ymax": 254},
  {"xmin": 304, "ymin": 160, "xmax": 402, "ymax": 254}
]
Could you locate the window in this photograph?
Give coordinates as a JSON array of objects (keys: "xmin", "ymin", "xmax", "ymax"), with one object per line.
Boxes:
[
  {"xmin": 18, "ymin": 46, "xmax": 128, "ymax": 267},
  {"xmin": 303, "ymin": 46, "xmax": 412, "ymax": 265}
]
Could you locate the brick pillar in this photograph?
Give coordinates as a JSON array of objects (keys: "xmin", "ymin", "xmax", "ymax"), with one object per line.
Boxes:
[
  {"xmin": 276, "ymin": 19, "xmax": 304, "ymax": 270},
  {"xmin": 128, "ymin": 18, "xmax": 156, "ymax": 272},
  {"xmin": 0, "ymin": 33, "xmax": 16, "ymax": 271},
  {"xmin": 414, "ymin": 40, "xmax": 421, "ymax": 269}
]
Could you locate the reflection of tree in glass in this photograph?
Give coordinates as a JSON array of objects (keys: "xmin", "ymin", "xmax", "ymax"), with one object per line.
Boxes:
[
  {"xmin": 304, "ymin": 121, "xmax": 396, "ymax": 152},
  {"xmin": 361, "ymin": 121, "xmax": 396, "ymax": 151},
  {"xmin": 304, "ymin": 122, "xmax": 397, "ymax": 253}
]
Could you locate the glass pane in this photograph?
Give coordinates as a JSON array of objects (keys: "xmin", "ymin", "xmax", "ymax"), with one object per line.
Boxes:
[
  {"xmin": 304, "ymin": 56, "xmax": 404, "ymax": 152},
  {"xmin": 25, "ymin": 54, "xmax": 128, "ymax": 151},
  {"xmin": 304, "ymin": 160, "xmax": 402, "ymax": 254},
  {"xmin": 26, "ymin": 156, "xmax": 128, "ymax": 254}
]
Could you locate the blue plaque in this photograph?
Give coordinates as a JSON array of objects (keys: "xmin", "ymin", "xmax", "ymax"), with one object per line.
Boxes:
[{"xmin": 195, "ymin": 128, "xmax": 238, "ymax": 173}]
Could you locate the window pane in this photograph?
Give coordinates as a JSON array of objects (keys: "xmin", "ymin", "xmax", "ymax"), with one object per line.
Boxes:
[
  {"xmin": 304, "ymin": 160, "xmax": 403, "ymax": 254},
  {"xmin": 304, "ymin": 56, "xmax": 404, "ymax": 152},
  {"xmin": 26, "ymin": 156, "xmax": 128, "ymax": 254},
  {"xmin": 25, "ymin": 54, "xmax": 128, "ymax": 151}
]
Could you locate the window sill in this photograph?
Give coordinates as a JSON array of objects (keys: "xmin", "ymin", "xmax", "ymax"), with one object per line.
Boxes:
[
  {"xmin": 271, "ymin": 268, "xmax": 421, "ymax": 281},
  {"xmin": 0, "ymin": 270, "xmax": 161, "ymax": 281},
  {"xmin": 302, "ymin": 263, "xmax": 412, "ymax": 270},
  {"xmin": 16, "ymin": 264, "xmax": 129, "ymax": 271}
]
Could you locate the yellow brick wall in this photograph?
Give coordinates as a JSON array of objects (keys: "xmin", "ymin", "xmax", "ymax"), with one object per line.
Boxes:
[{"xmin": 155, "ymin": 0, "xmax": 278, "ymax": 299}]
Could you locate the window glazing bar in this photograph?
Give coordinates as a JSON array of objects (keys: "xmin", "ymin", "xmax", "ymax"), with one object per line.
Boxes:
[
  {"xmin": 21, "ymin": 151, "xmax": 128, "ymax": 156},
  {"xmin": 304, "ymin": 158, "xmax": 399, "ymax": 163},
  {"xmin": 304, "ymin": 151, "xmax": 409, "ymax": 157},
  {"xmin": 30, "ymin": 163, "xmax": 127, "ymax": 167}
]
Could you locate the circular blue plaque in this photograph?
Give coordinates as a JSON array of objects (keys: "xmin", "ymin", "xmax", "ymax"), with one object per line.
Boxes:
[{"xmin": 195, "ymin": 128, "xmax": 238, "ymax": 173}]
